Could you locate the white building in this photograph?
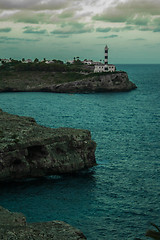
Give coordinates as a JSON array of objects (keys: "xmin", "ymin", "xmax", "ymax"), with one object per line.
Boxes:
[
  {"xmin": 45, "ymin": 60, "xmax": 55, "ymax": 64},
  {"xmin": 23, "ymin": 59, "xmax": 32, "ymax": 63},
  {"xmin": 0, "ymin": 58, "xmax": 12, "ymax": 64},
  {"xmin": 94, "ymin": 64, "xmax": 106, "ymax": 72},
  {"xmin": 94, "ymin": 45, "xmax": 116, "ymax": 73},
  {"xmin": 82, "ymin": 59, "xmax": 93, "ymax": 65}
]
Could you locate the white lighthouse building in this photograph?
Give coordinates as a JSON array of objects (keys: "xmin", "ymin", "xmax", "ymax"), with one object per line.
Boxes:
[{"xmin": 94, "ymin": 45, "xmax": 116, "ymax": 73}]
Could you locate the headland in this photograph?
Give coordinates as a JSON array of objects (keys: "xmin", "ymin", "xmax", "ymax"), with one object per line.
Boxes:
[
  {"xmin": 0, "ymin": 108, "xmax": 96, "ymax": 182},
  {"xmin": 0, "ymin": 58, "xmax": 137, "ymax": 93}
]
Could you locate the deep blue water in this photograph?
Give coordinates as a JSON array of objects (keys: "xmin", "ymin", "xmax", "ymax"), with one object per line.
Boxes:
[{"xmin": 0, "ymin": 64, "xmax": 160, "ymax": 239}]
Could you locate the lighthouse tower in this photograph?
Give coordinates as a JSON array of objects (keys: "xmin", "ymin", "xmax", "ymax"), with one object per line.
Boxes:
[
  {"xmin": 94, "ymin": 44, "xmax": 116, "ymax": 73},
  {"xmin": 104, "ymin": 45, "xmax": 108, "ymax": 65}
]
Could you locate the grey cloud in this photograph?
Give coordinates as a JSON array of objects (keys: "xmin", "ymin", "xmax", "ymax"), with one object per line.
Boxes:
[
  {"xmin": 58, "ymin": 9, "xmax": 75, "ymax": 19},
  {"xmin": 6, "ymin": 11, "xmax": 53, "ymax": 24},
  {"xmin": 23, "ymin": 26, "xmax": 47, "ymax": 34},
  {"xmin": 153, "ymin": 27, "xmax": 160, "ymax": 32},
  {"xmin": 0, "ymin": 0, "xmax": 70, "ymax": 10},
  {"xmin": 96, "ymin": 27, "xmax": 111, "ymax": 32},
  {"xmin": 0, "ymin": 27, "xmax": 11, "ymax": 32},
  {"xmin": 97, "ymin": 26, "xmax": 135, "ymax": 33},
  {"xmin": 130, "ymin": 38, "xmax": 146, "ymax": 41},
  {"xmin": 55, "ymin": 35, "xmax": 70, "ymax": 38},
  {"xmin": 51, "ymin": 28, "xmax": 92, "ymax": 35},
  {"xmin": 127, "ymin": 15, "xmax": 150, "ymax": 26},
  {"xmin": 0, "ymin": 36, "xmax": 39, "ymax": 42},
  {"xmin": 111, "ymin": 26, "xmax": 135, "ymax": 32},
  {"xmin": 98, "ymin": 34, "xmax": 118, "ymax": 38},
  {"xmin": 0, "ymin": 7, "xmax": 78, "ymax": 25},
  {"xmin": 51, "ymin": 21, "xmax": 93, "ymax": 35},
  {"xmin": 121, "ymin": 26, "xmax": 135, "ymax": 31},
  {"xmin": 60, "ymin": 22, "xmax": 86, "ymax": 29},
  {"xmin": 93, "ymin": 0, "xmax": 160, "ymax": 24}
]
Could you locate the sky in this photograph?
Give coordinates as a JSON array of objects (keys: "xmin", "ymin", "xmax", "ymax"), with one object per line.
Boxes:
[{"xmin": 0, "ymin": 0, "xmax": 160, "ymax": 64}]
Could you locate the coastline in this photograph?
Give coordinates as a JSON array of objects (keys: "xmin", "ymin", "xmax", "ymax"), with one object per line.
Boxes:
[
  {"xmin": 0, "ymin": 71, "xmax": 137, "ymax": 93},
  {"xmin": 0, "ymin": 206, "xmax": 87, "ymax": 239}
]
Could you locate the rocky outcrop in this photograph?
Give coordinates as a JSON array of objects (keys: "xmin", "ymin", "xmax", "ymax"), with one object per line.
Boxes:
[
  {"xmin": 0, "ymin": 206, "xmax": 87, "ymax": 239},
  {"xmin": 0, "ymin": 109, "xmax": 96, "ymax": 181},
  {"xmin": 0, "ymin": 71, "xmax": 136, "ymax": 93},
  {"xmin": 43, "ymin": 72, "xmax": 137, "ymax": 93}
]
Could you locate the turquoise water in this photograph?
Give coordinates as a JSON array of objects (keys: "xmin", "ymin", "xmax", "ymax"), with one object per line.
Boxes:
[{"xmin": 0, "ymin": 64, "xmax": 160, "ymax": 239}]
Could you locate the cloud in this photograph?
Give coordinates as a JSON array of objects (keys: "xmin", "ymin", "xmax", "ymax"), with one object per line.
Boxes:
[
  {"xmin": 55, "ymin": 35, "xmax": 70, "ymax": 38},
  {"xmin": 153, "ymin": 27, "xmax": 160, "ymax": 32},
  {"xmin": 1, "ymin": 10, "xmax": 53, "ymax": 24},
  {"xmin": 0, "ymin": 36, "xmax": 39, "ymax": 43},
  {"xmin": 23, "ymin": 26, "xmax": 47, "ymax": 34},
  {"xmin": 0, "ymin": 27, "xmax": 11, "ymax": 32},
  {"xmin": 51, "ymin": 28, "xmax": 92, "ymax": 35},
  {"xmin": 58, "ymin": 9, "xmax": 75, "ymax": 19},
  {"xmin": 130, "ymin": 38, "xmax": 146, "ymax": 41},
  {"xmin": 127, "ymin": 15, "xmax": 150, "ymax": 26},
  {"xmin": 96, "ymin": 27, "xmax": 111, "ymax": 32},
  {"xmin": 93, "ymin": 0, "xmax": 160, "ymax": 23},
  {"xmin": 98, "ymin": 34, "xmax": 118, "ymax": 38},
  {"xmin": 0, "ymin": 6, "xmax": 80, "ymax": 24},
  {"xmin": 96, "ymin": 25, "xmax": 135, "ymax": 33},
  {"xmin": 0, "ymin": 0, "xmax": 75, "ymax": 24},
  {"xmin": 51, "ymin": 22, "xmax": 93, "ymax": 35},
  {"xmin": 0, "ymin": 0, "xmax": 70, "ymax": 10},
  {"xmin": 121, "ymin": 26, "xmax": 135, "ymax": 31}
]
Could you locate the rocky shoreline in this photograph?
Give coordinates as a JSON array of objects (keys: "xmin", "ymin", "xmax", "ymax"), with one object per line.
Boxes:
[
  {"xmin": 0, "ymin": 206, "xmax": 87, "ymax": 239},
  {"xmin": 0, "ymin": 71, "xmax": 137, "ymax": 93},
  {"xmin": 0, "ymin": 109, "xmax": 96, "ymax": 182},
  {"xmin": 0, "ymin": 109, "xmax": 96, "ymax": 238},
  {"xmin": 42, "ymin": 72, "xmax": 137, "ymax": 93}
]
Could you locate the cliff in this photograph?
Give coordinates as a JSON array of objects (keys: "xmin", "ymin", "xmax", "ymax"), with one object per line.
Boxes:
[
  {"xmin": 0, "ymin": 206, "xmax": 87, "ymax": 239},
  {"xmin": 0, "ymin": 109, "xmax": 96, "ymax": 181},
  {"xmin": 0, "ymin": 71, "xmax": 136, "ymax": 93},
  {"xmin": 43, "ymin": 72, "xmax": 137, "ymax": 93}
]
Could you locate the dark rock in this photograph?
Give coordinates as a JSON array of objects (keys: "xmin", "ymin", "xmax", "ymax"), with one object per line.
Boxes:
[
  {"xmin": 45, "ymin": 72, "xmax": 137, "ymax": 93},
  {"xmin": 0, "ymin": 109, "xmax": 96, "ymax": 181},
  {"xmin": 0, "ymin": 206, "xmax": 87, "ymax": 239},
  {"xmin": 0, "ymin": 71, "xmax": 136, "ymax": 93}
]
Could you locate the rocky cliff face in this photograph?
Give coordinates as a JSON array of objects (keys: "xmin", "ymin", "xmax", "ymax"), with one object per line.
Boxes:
[
  {"xmin": 0, "ymin": 71, "xmax": 136, "ymax": 93},
  {"xmin": 43, "ymin": 72, "xmax": 137, "ymax": 93},
  {"xmin": 0, "ymin": 109, "xmax": 96, "ymax": 181},
  {"xmin": 0, "ymin": 206, "xmax": 87, "ymax": 239}
]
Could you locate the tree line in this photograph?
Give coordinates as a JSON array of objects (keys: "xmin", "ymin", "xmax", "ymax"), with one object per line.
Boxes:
[{"xmin": 0, "ymin": 58, "xmax": 88, "ymax": 73}]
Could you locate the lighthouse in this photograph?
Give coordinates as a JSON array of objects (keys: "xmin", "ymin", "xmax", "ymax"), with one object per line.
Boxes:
[
  {"xmin": 104, "ymin": 45, "xmax": 108, "ymax": 65},
  {"xmin": 94, "ymin": 44, "xmax": 116, "ymax": 73}
]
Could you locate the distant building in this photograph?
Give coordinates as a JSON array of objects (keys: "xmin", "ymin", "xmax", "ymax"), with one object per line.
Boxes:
[
  {"xmin": 23, "ymin": 59, "xmax": 32, "ymax": 63},
  {"xmin": 94, "ymin": 45, "xmax": 116, "ymax": 73},
  {"xmin": 45, "ymin": 60, "xmax": 55, "ymax": 64},
  {"xmin": 94, "ymin": 64, "xmax": 106, "ymax": 72},
  {"xmin": 82, "ymin": 59, "xmax": 93, "ymax": 65},
  {"xmin": 0, "ymin": 58, "xmax": 12, "ymax": 64}
]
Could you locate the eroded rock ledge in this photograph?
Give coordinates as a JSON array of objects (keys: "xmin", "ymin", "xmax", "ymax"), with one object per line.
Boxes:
[
  {"xmin": 0, "ymin": 109, "xmax": 96, "ymax": 181},
  {"xmin": 44, "ymin": 72, "xmax": 137, "ymax": 93},
  {"xmin": 0, "ymin": 206, "xmax": 87, "ymax": 239}
]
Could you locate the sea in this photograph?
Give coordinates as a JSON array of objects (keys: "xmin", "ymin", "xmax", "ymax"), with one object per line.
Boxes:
[{"xmin": 0, "ymin": 64, "xmax": 160, "ymax": 240}]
